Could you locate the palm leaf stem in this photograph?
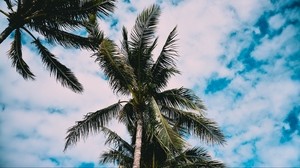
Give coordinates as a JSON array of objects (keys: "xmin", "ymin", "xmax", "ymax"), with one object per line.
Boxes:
[
  {"xmin": 0, "ymin": 26, "xmax": 14, "ymax": 44},
  {"xmin": 21, "ymin": 26, "xmax": 38, "ymax": 41},
  {"xmin": 0, "ymin": 9, "xmax": 9, "ymax": 17}
]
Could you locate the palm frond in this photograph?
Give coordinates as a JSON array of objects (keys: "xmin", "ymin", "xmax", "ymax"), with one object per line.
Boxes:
[
  {"xmin": 28, "ymin": 17, "xmax": 85, "ymax": 32},
  {"xmin": 128, "ymin": 4, "xmax": 160, "ymax": 82},
  {"xmin": 148, "ymin": 97, "xmax": 185, "ymax": 153},
  {"xmin": 8, "ymin": 28, "xmax": 35, "ymax": 80},
  {"xmin": 118, "ymin": 101, "xmax": 136, "ymax": 136},
  {"xmin": 32, "ymin": 25, "xmax": 99, "ymax": 50},
  {"xmin": 84, "ymin": 13, "xmax": 104, "ymax": 42},
  {"xmin": 151, "ymin": 26, "xmax": 179, "ymax": 90},
  {"xmin": 130, "ymin": 4, "xmax": 160, "ymax": 50},
  {"xmin": 100, "ymin": 149, "xmax": 133, "ymax": 167},
  {"xmin": 165, "ymin": 147, "xmax": 225, "ymax": 168},
  {"xmin": 121, "ymin": 26, "xmax": 130, "ymax": 59},
  {"xmin": 64, "ymin": 0, "xmax": 115, "ymax": 19},
  {"xmin": 28, "ymin": 0, "xmax": 115, "ymax": 21},
  {"xmin": 95, "ymin": 38, "xmax": 136, "ymax": 95},
  {"xmin": 64, "ymin": 102, "xmax": 122, "ymax": 151},
  {"xmin": 102, "ymin": 127, "xmax": 134, "ymax": 153},
  {"xmin": 155, "ymin": 87, "xmax": 206, "ymax": 111},
  {"xmin": 161, "ymin": 106, "xmax": 226, "ymax": 145},
  {"xmin": 33, "ymin": 39, "xmax": 83, "ymax": 93}
]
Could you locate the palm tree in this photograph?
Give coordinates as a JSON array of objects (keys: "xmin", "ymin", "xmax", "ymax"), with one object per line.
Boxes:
[
  {"xmin": 64, "ymin": 4, "xmax": 225, "ymax": 168},
  {"xmin": 0, "ymin": 0, "xmax": 115, "ymax": 92}
]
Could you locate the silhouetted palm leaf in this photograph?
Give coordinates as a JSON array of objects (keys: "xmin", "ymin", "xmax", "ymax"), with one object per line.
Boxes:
[
  {"xmin": 33, "ymin": 39, "xmax": 83, "ymax": 93},
  {"xmin": 8, "ymin": 28, "xmax": 35, "ymax": 80},
  {"xmin": 64, "ymin": 102, "xmax": 122, "ymax": 150},
  {"xmin": 151, "ymin": 26, "xmax": 179, "ymax": 90}
]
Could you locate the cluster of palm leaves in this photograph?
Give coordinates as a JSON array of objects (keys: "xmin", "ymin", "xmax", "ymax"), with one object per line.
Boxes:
[
  {"xmin": 64, "ymin": 4, "xmax": 226, "ymax": 168},
  {"xmin": 0, "ymin": 0, "xmax": 115, "ymax": 92}
]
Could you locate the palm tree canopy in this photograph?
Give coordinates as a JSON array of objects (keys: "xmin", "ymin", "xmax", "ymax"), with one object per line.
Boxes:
[
  {"xmin": 64, "ymin": 4, "xmax": 225, "ymax": 167},
  {"xmin": 0, "ymin": 0, "xmax": 116, "ymax": 92}
]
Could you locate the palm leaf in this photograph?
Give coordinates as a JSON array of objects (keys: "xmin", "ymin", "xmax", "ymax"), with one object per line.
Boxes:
[
  {"xmin": 165, "ymin": 147, "xmax": 225, "ymax": 168},
  {"xmin": 148, "ymin": 97, "xmax": 185, "ymax": 153},
  {"xmin": 84, "ymin": 14, "xmax": 104, "ymax": 42},
  {"xmin": 128, "ymin": 4, "xmax": 160, "ymax": 82},
  {"xmin": 151, "ymin": 26, "xmax": 179, "ymax": 90},
  {"xmin": 161, "ymin": 106, "xmax": 225, "ymax": 145},
  {"xmin": 121, "ymin": 26, "xmax": 130, "ymax": 59},
  {"xmin": 155, "ymin": 87, "xmax": 206, "ymax": 111},
  {"xmin": 33, "ymin": 39, "xmax": 83, "ymax": 93},
  {"xmin": 64, "ymin": 102, "xmax": 122, "ymax": 151},
  {"xmin": 130, "ymin": 4, "xmax": 160, "ymax": 50},
  {"xmin": 102, "ymin": 127, "xmax": 134, "ymax": 153},
  {"xmin": 26, "ymin": 0, "xmax": 115, "ymax": 21},
  {"xmin": 95, "ymin": 38, "xmax": 136, "ymax": 95},
  {"xmin": 118, "ymin": 101, "xmax": 136, "ymax": 136},
  {"xmin": 32, "ymin": 25, "xmax": 99, "ymax": 50},
  {"xmin": 100, "ymin": 149, "xmax": 133, "ymax": 167},
  {"xmin": 8, "ymin": 28, "xmax": 35, "ymax": 80},
  {"xmin": 57, "ymin": 0, "xmax": 115, "ymax": 19}
]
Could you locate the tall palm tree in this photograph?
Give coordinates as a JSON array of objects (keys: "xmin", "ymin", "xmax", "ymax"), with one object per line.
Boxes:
[
  {"xmin": 0, "ymin": 0, "xmax": 115, "ymax": 92},
  {"xmin": 64, "ymin": 4, "xmax": 225, "ymax": 168}
]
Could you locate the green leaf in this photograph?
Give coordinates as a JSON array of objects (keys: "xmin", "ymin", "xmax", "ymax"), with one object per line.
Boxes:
[
  {"xmin": 95, "ymin": 38, "xmax": 136, "ymax": 95},
  {"xmin": 151, "ymin": 26, "xmax": 179, "ymax": 90},
  {"xmin": 64, "ymin": 102, "xmax": 122, "ymax": 151},
  {"xmin": 161, "ymin": 106, "xmax": 226, "ymax": 145},
  {"xmin": 165, "ymin": 147, "xmax": 225, "ymax": 168},
  {"xmin": 128, "ymin": 4, "xmax": 161, "ymax": 82},
  {"xmin": 33, "ymin": 39, "xmax": 83, "ymax": 93},
  {"xmin": 149, "ymin": 97, "xmax": 185, "ymax": 153},
  {"xmin": 100, "ymin": 149, "xmax": 133, "ymax": 167},
  {"xmin": 155, "ymin": 87, "xmax": 206, "ymax": 111},
  {"xmin": 102, "ymin": 127, "xmax": 133, "ymax": 153},
  {"xmin": 121, "ymin": 26, "xmax": 130, "ymax": 58},
  {"xmin": 8, "ymin": 28, "xmax": 35, "ymax": 80}
]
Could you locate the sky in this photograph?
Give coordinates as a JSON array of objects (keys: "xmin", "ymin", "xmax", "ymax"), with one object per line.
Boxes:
[{"xmin": 0, "ymin": 0, "xmax": 299, "ymax": 167}]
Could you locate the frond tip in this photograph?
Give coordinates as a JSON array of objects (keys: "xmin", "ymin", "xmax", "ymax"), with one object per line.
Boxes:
[{"xmin": 33, "ymin": 39, "xmax": 83, "ymax": 93}]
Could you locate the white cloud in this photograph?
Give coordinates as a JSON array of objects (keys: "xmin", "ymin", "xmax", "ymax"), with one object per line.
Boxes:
[
  {"xmin": 252, "ymin": 24, "xmax": 298, "ymax": 61},
  {"xmin": 268, "ymin": 13, "xmax": 286, "ymax": 30}
]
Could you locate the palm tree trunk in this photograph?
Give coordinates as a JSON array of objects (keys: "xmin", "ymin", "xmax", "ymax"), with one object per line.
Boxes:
[
  {"xmin": 133, "ymin": 115, "xmax": 143, "ymax": 168},
  {"xmin": 0, "ymin": 26, "xmax": 14, "ymax": 44}
]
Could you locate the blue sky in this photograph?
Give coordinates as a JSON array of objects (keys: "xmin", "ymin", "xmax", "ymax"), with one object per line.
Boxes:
[{"xmin": 0, "ymin": 0, "xmax": 299, "ymax": 167}]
